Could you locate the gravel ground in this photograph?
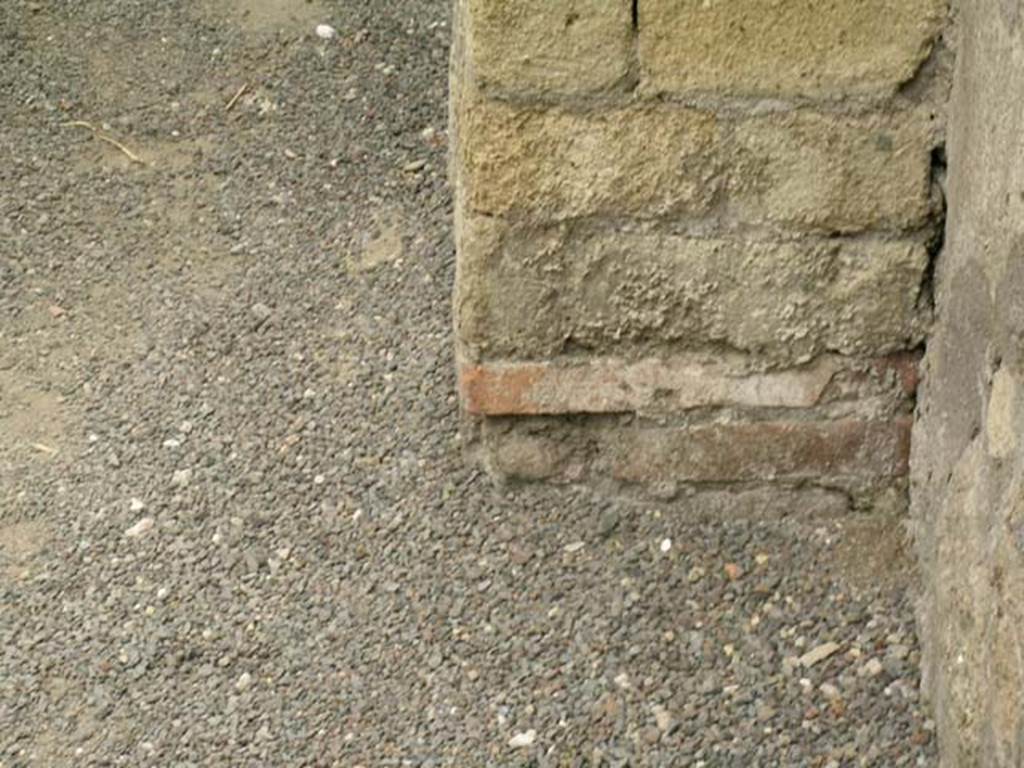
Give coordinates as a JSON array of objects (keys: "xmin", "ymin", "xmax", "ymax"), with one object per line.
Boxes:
[{"xmin": 0, "ymin": 1, "xmax": 937, "ymax": 765}]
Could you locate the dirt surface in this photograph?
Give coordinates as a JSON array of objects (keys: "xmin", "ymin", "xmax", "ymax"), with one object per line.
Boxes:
[{"xmin": 1, "ymin": 1, "xmax": 936, "ymax": 766}]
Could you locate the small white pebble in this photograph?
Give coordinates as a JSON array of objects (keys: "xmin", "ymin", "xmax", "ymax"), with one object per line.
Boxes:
[
  {"xmin": 315, "ymin": 23, "xmax": 337, "ymax": 39},
  {"xmin": 563, "ymin": 541, "xmax": 585, "ymax": 553},
  {"xmin": 820, "ymin": 682, "xmax": 841, "ymax": 700},
  {"xmin": 163, "ymin": 438, "xmax": 181, "ymax": 449},
  {"xmin": 313, "ymin": 474, "xmax": 326, "ymax": 485},
  {"xmin": 860, "ymin": 657, "xmax": 885, "ymax": 678},
  {"xmin": 798, "ymin": 641, "xmax": 840, "ymax": 668},
  {"xmin": 652, "ymin": 705, "xmax": 673, "ymax": 732},
  {"xmin": 660, "ymin": 538, "xmax": 672, "ymax": 553},
  {"xmin": 508, "ymin": 730, "xmax": 536, "ymax": 749},
  {"xmin": 236, "ymin": 672, "xmax": 253, "ymax": 691},
  {"xmin": 124, "ymin": 518, "xmax": 154, "ymax": 539},
  {"xmin": 129, "ymin": 498, "xmax": 146, "ymax": 512}
]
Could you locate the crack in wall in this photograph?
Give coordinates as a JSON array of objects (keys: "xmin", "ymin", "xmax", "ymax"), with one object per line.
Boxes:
[{"xmin": 917, "ymin": 144, "xmax": 949, "ymax": 312}]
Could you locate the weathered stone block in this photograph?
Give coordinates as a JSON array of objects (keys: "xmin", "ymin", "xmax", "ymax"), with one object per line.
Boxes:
[
  {"xmin": 456, "ymin": 217, "xmax": 930, "ymax": 364},
  {"xmin": 730, "ymin": 111, "xmax": 937, "ymax": 233},
  {"xmin": 455, "ymin": 100, "xmax": 935, "ymax": 232},
  {"xmin": 639, "ymin": 0, "xmax": 947, "ymax": 99},
  {"xmin": 455, "ymin": 101, "xmax": 719, "ymax": 222},
  {"xmin": 457, "ymin": 0, "xmax": 633, "ymax": 97}
]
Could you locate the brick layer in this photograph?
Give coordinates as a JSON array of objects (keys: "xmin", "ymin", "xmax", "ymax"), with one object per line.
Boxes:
[
  {"xmin": 460, "ymin": 355, "xmax": 918, "ymax": 416},
  {"xmin": 485, "ymin": 417, "xmax": 912, "ymax": 486}
]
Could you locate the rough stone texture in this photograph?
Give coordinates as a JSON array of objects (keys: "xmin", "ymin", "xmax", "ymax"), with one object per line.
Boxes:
[
  {"xmin": 912, "ymin": 2, "xmax": 1024, "ymax": 765},
  {"xmin": 729, "ymin": 110, "xmax": 938, "ymax": 233},
  {"xmin": 452, "ymin": 0, "xmax": 948, "ymax": 506},
  {"xmin": 457, "ymin": 0, "xmax": 633, "ymax": 98},
  {"xmin": 456, "ymin": 217, "xmax": 931, "ymax": 364},
  {"xmin": 639, "ymin": 0, "xmax": 947, "ymax": 99},
  {"xmin": 455, "ymin": 102, "xmax": 719, "ymax": 223},
  {"xmin": 456, "ymin": 100, "xmax": 937, "ymax": 232}
]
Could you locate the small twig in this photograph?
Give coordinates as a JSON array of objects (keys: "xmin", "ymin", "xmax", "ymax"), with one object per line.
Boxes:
[
  {"xmin": 225, "ymin": 83, "xmax": 248, "ymax": 113},
  {"xmin": 31, "ymin": 443, "xmax": 58, "ymax": 455},
  {"xmin": 62, "ymin": 120, "xmax": 145, "ymax": 165}
]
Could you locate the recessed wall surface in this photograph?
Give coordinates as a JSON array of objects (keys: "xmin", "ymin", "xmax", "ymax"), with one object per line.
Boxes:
[
  {"xmin": 451, "ymin": 0, "xmax": 949, "ymax": 508},
  {"xmin": 912, "ymin": 1, "xmax": 1024, "ymax": 764}
]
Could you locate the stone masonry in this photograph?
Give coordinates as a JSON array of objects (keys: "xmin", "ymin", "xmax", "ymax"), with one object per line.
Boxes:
[
  {"xmin": 912, "ymin": 1, "xmax": 1024, "ymax": 764},
  {"xmin": 451, "ymin": 0, "xmax": 950, "ymax": 510}
]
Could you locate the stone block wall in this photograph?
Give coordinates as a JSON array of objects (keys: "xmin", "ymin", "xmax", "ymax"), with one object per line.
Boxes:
[
  {"xmin": 912, "ymin": 1, "xmax": 1024, "ymax": 764},
  {"xmin": 452, "ymin": 0, "xmax": 949, "ymax": 510}
]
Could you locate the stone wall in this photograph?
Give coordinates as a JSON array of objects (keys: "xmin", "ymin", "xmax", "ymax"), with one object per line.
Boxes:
[
  {"xmin": 912, "ymin": 1, "xmax": 1024, "ymax": 764},
  {"xmin": 452, "ymin": 0, "xmax": 949, "ymax": 510}
]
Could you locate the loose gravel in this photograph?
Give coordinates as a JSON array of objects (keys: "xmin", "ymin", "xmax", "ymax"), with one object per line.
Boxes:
[{"xmin": 0, "ymin": 1, "xmax": 936, "ymax": 765}]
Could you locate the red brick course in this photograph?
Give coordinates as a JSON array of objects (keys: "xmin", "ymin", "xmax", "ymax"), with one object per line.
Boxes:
[
  {"xmin": 607, "ymin": 417, "xmax": 912, "ymax": 484},
  {"xmin": 460, "ymin": 355, "xmax": 917, "ymax": 417}
]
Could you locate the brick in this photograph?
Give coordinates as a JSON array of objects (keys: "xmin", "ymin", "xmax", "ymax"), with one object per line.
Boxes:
[
  {"xmin": 459, "ymin": 0, "xmax": 632, "ymax": 97},
  {"xmin": 456, "ymin": 217, "xmax": 930, "ymax": 364},
  {"xmin": 638, "ymin": 0, "xmax": 947, "ymax": 99},
  {"xmin": 481, "ymin": 416, "xmax": 912, "ymax": 488},
  {"xmin": 459, "ymin": 356, "xmax": 842, "ymax": 416},
  {"xmin": 455, "ymin": 100, "xmax": 935, "ymax": 231},
  {"xmin": 873, "ymin": 351, "xmax": 924, "ymax": 398},
  {"xmin": 608, "ymin": 418, "xmax": 913, "ymax": 484}
]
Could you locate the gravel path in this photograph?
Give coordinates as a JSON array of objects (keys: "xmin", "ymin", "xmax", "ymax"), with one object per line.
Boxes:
[{"xmin": 1, "ymin": 1, "xmax": 936, "ymax": 765}]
